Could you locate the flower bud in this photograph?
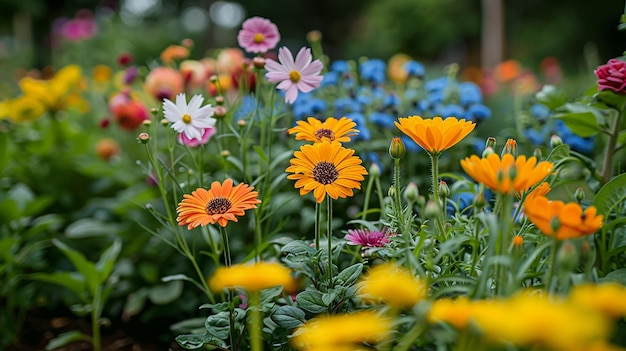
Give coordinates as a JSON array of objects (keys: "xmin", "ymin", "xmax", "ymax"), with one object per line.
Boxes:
[
  {"xmin": 512, "ymin": 235, "xmax": 524, "ymax": 248},
  {"xmin": 533, "ymin": 148, "xmax": 543, "ymax": 160},
  {"xmin": 501, "ymin": 138, "xmax": 517, "ymax": 157},
  {"xmin": 214, "ymin": 105, "xmax": 228, "ymax": 119},
  {"xmin": 369, "ymin": 163, "xmax": 381, "ymax": 178},
  {"xmin": 574, "ymin": 187, "xmax": 585, "ymax": 204},
  {"xmin": 438, "ymin": 180, "xmax": 450, "ymax": 198},
  {"xmin": 307, "ymin": 30, "xmax": 322, "ymax": 43},
  {"xmin": 142, "ymin": 119, "xmax": 152, "ymax": 127},
  {"xmin": 389, "ymin": 137, "xmax": 405, "ymax": 159},
  {"xmin": 215, "ymin": 96, "xmax": 225, "ymax": 105},
  {"xmin": 137, "ymin": 132, "xmax": 150, "ymax": 143},
  {"xmin": 557, "ymin": 240, "xmax": 578, "ymax": 272},
  {"xmin": 150, "ymin": 107, "xmax": 159, "ymax": 116},
  {"xmin": 550, "ymin": 134, "xmax": 563, "ymax": 148},
  {"xmin": 237, "ymin": 119, "xmax": 246, "ymax": 127},
  {"xmin": 417, "ymin": 195, "xmax": 426, "ymax": 208},
  {"xmin": 160, "ymin": 118, "xmax": 169, "ymax": 126},
  {"xmin": 424, "ymin": 200, "xmax": 440, "ymax": 219},
  {"xmin": 473, "ymin": 192, "xmax": 486, "ymax": 210},
  {"xmin": 252, "ymin": 57, "xmax": 266, "ymax": 70},
  {"xmin": 403, "ymin": 182, "xmax": 419, "ymax": 203},
  {"xmin": 388, "ymin": 185, "xmax": 396, "ymax": 198},
  {"xmin": 482, "ymin": 146, "xmax": 495, "ymax": 158},
  {"xmin": 485, "ymin": 136, "xmax": 497, "ymax": 150},
  {"xmin": 220, "ymin": 150, "xmax": 231, "ymax": 157}
]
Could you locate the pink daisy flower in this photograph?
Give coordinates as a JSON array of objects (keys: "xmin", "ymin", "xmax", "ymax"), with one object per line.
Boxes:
[
  {"xmin": 344, "ymin": 228, "xmax": 392, "ymax": 247},
  {"xmin": 237, "ymin": 17, "xmax": 280, "ymax": 54},
  {"xmin": 265, "ymin": 47, "xmax": 323, "ymax": 104},
  {"xmin": 177, "ymin": 126, "xmax": 217, "ymax": 147}
]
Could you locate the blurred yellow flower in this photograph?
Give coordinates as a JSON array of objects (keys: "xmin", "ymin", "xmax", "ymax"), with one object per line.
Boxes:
[
  {"xmin": 19, "ymin": 64, "xmax": 83, "ymax": 113},
  {"xmin": 460, "ymin": 153, "xmax": 553, "ymax": 195},
  {"xmin": 427, "ymin": 296, "xmax": 475, "ymax": 329},
  {"xmin": 395, "ymin": 116, "xmax": 475, "ymax": 155},
  {"xmin": 358, "ymin": 263, "xmax": 426, "ymax": 309},
  {"xmin": 92, "ymin": 64, "xmax": 113, "ymax": 84},
  {"xmin": 291, "ymin": 311, "xmax": 392, "ymax": 350},
  {"xmin": 523, "ymin": 195, "xmax": 603, "ymax": 239},
  {"xmin": 208, "ymin": 261, "xmax": 294, "ymax": 292},
  {"xmin": 288, "ymin": 116, "xmax": 358, "ymax": 143},
  {"xmin": 5, "ymin": 95, "xmax": 46, "ymax": 122},
  {"xmin": 569, "ymin": 283, "xmax": 626, "ymax": 319}
]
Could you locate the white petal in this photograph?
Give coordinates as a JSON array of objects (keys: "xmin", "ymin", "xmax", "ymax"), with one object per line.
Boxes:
[
  {"xmin": 193, "ymin": 117, "xmax": 217, "ymax": 128},
  {"xmin": 284, "ymin": 85, "xmax": 299, "ymax": 104},
  {"xmin": 276, "ymin": 80, "xmax": 293, "ymax": 90},
  {"xmin": 184, "ymin": 126, "xmax": 202, "ymax": 140},
  {"xmin": 266, "ymin": 72, "xmax": 289, "ymax": 83},
  {"xmin": 278, "ymin": 47, "xmax": 295, "ymax": 70},
  {"xmin": 294, "ymin": 47, "xmax": 312, "ymax": 70},
  {"xmin": 187, "ymin": 94, "xmax": 204, "ymax": 113},
  {"xmin": 194, "ymin": 104, "xmax": 215, "ymax": 119},
  {"xmin": 171, "ymin": 120, "xmax": 186, "ymax": 133},
  {"xmin": 300, "ymin": 60, "xmax": 323, "ymax": 76},
  {"xmin": 175, "ymin": 93, "xmax": 188, "ymax": 113},
  {"xmin": 163, "ymin": 99, "xmax": 181, "ymax": 122}
]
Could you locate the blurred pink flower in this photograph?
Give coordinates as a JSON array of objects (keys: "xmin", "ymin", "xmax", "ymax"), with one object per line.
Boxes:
[
  {"xmin": 177, "ymin": 126, "xmax": 216, "ymax": 147},
  {"xmin": 237, "ymin": 16, "xmax": 280, "ymax": 54},
  {"xmin": 265, "ymin": 47, "xmax": 323, "ymax": 104},
  {"xmin": 344, "ymin": 228, "xmax": 392, "ymax": 247},
  {"xmin": 112, "ymin": 100, "xmax": 149, "ymax": 131},
  {"xmin": 55, "ymin": 9, "xmax": 98, "ymax": 42},
  {"xmin": 595, "ymin": 58, "xmax": 626, "ymax": 94},
  {"xmin": 145, "ymin": 67, "xmax": 184, "ymax": 101}
]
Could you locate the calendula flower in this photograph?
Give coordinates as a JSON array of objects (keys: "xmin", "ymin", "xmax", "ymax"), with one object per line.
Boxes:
[
  {"xmin": 395, "ymin": 116, "xmax": 476, "ymax": 154},
  {"xmin": 208, "ymin": 262, "xmax": 293, "ymax": 292},
  {"xmin": 265, "ymin": 46, "xmax": 323, "ymax": 104},
  {"xmin": 5, "ymin": 95, "xmax": 46, "ymax": 122},
  {"xmin": 286, "ymin": 141, "xmax": 367, "ymax": 203},
  {"xmin": 358, "ymin": 263, "xmax": 426, "ymax": 308},
  {"xmin": 163, "ymin": 93, "xmax": 216, "ymax": 141},
  {"xmin": 288, "ymin": 116, "xmax": 358, "ymax": 143},
  {"xmin": 176, "ymin": 179, "xmax": 261, "ymax": 228},
  {"xmin": 569, "ymin": 283, "xmax": 626, "ymax": 319},
  {"xmin": 460, "ymin": 153, "xmax": 553, "ymax": 195},
  {"xmin": 344, "ymin": 228, "xmax": 392, "ymax": 247},
  {"xmin": 428, "ymin": 296, "xmax": 476, "ymax": 329},
  {"xmin": 523, "ymin": 195, "xmax": 603, "ymax": 239},
  {"xmin": 291, "ymin": 311, "xmax": 392, "ymax": 350},
  {"xmin": 237, "ymin": 16, "xmax": 280, "ymax": 54}
]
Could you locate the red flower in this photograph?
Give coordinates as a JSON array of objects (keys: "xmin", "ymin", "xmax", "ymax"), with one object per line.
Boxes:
[
  {"xmin": 112, "ymin": 100, "xmax": 148, "ymax": 130},
  {"xmin": 595, "ymin": 58, "xmax": 626, "ymax": 93}
]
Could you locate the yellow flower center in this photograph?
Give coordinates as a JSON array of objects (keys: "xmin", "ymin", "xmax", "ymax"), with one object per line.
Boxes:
[
  {"xmin": 313, "ymin": 161, "xmax": 339, "ymax": 185},
  {"xmin": 289, "ymin": 70, "xmax": 301, "ymax": 83},
  {"xmin": 182, "ymin": 114, "xmax": 192, "ymax": 124},
  {"xmin": 206, "ymin": 196, "xmax": 232, "ymax": 215},
  {"xmin": 314, "ymin": 128, "xmax": 335, "ymax": 141},
  {"xmin": 253, "ymin": 33, "xmax": 265, "ymax": 43}
]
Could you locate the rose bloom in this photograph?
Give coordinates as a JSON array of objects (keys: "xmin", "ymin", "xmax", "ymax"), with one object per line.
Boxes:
[{"xmin": 595, "ymin": 58, "xmax": 626, "ymax": 93}]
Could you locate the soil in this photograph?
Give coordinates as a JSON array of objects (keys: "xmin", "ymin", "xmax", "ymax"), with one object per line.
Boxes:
[{"xmin": 7, "ymin": 309, "xmax": 183, "ymax": 351}]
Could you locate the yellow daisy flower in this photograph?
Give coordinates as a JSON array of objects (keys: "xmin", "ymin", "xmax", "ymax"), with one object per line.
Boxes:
[
  {"xmin": 288, "ymin": 116, "xmax": 358, "ymax": 143},
  {"xmin": 208, "ymin": 262, "xmax": 294, "ymax": 292},
  {"xmin": 358, "ymin": 263, "xmax": 426, "ymax": 309},
  {"xmin": 395, "ymin": 115, "xmax": 475, "ymax": 154},
  {"xmin": 286, "ymin": 141, "xmax": 367, "ymax": 203}
]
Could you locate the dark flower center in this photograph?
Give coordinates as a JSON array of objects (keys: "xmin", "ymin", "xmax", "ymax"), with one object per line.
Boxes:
[
  {"xmin": 314, "ymin": 128, "xmax": 335, "ymax": 141},
  {"xmin": 313, "ymin": 161, "xmax": 339, "ymax": 185},
  {"xmin": 206, "ymin": 196, "xmax": 232, "ymax": 215}
]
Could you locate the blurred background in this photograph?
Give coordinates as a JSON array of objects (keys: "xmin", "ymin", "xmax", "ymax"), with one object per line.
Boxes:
[{"xmin": 0, "ymin": 0, "xmax": 624, "ymax": 77}]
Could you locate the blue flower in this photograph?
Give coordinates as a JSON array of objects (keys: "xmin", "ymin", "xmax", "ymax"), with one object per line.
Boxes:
[
  {"xmin": 555, "ymin": 120, "xmax": 594, "ymax": 153},
  {"xmin": 465, "ymin": 104, "xmax": 491, "ymax": 121},
  {"xmin": 359, "ymin": 59, "xmax": 387, "ymax": 84},
  {"xmin": 235, "ymin": 95, "xmax": 259, "ymax": 121},
  {"xmin": 530, "ymin": 103, "xmax": 551, "ymax": 121},
  {"xmin": 439, "ymin": 104, "xmax": 464, "ymax": 118},
  {"xmin": 459, "ymin": 82, "xmax": 483, "ymax": 106},
  {"xmin": 404, "ymin": 60, "xmax": 425, "ymax": 77},
  {"xmin": 292, "ymin": 93, "xmax": 328, "ymax": 120},
  {"xmin": 401, "ymin": 136, "xmax": 423, "ymax": 153},
  {"xmin": 425, "ymin": 76, "xmax": 448, "ymax": 93},
  {"xmin": 446, "ymin": 192, "xmax": 474, "ymax": 216},
  {"xmin": 334, "ymin": 97, "xmax": 362, "ymax": 113},
  {"xmin": 346, "ymin": 112, "xmax": 370, "ymax": 141},
  {"xmin": 362, "ymin": 152, "xmax": 384, "ymax": 173},
  {"xmin": 383, "ymin": 93, "xmax": 401, "ymax": 108},
  {"xmin": 331, "ymin": 60, "xmax": 350, "ymax": 73},
  {"xmin": 525, "ymin": 125, "xmax": 550, "ymax": 145},
  {"xmin": 369, "ymin": 111, "xmax": 395, "ymax": 128},
  {"xmin": 322, "ymin": 71, "xmax": 339, "ymax": 86}
]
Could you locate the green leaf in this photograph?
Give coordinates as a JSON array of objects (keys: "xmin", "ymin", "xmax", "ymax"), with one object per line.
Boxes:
[
  {"xmin": 594, "ymin": 173, "xmax": 626, "ymax": 217},
  {"xmin": 281, "ymin": 240, "xmax": 316, "ymax": 256},
  {"xmin": 205, "ymin": 311, "xmax": 230, "ymax": 339},
  {"xmin": 335, "ymin": 263, "xmax": 363, "ymax": 285},
  {"xmin": 270, "ymin": 305, "xmax": 306, "ymax": 329},
  {"xmin": 259, "ymin": 285, "xmax": 283, "ymax": 306},
  {"xmin": 45, "ymin": 330, "xmax": 92, "ymax": 350},
  {"xmin": 599, "ymin": 268, "xmax": 626, "ymax": 285},
  {"xmin": 0, "ymin": 132, "xmax": 9, "ymax": 173},
  {"xmin": 546, "ymin": 144, "xmax": 571, "ymax": 163},
  {"xmin": 296, "ymin": 290, "xmax": 328, "ymax": 314},
  {"xmin": 175, "ymin": 333, "xmax": 213, "ymax": 350},
  {"xmin": 594, "ymin": 90, "xmax": 626, "ymax": 111},
  {"xmin": 95, "ymin": 240, "xmax": 122, "ymax": 282},
  {"xmin": 253, "ymin": 145, "xmax": 268, "ymax": 164},
  {"xmin": 617, "ymin": 130, "xmax": 626, "ymax": 146},
  {"xmin": 554, "ymin": 112, "xmax": 601, "ymax": 137},
  {"xmin": 7, "ymin": 183, "xmax": 35, "ymax": 211},
  {"xmin": 148, "ymin": 280, "xmax": 184, "ymax": 304},
  {"xmin": 26, "ymin": 272, "xmax": 86, "ymax": 297},
  {"xmin": 535, "ymin": 85, "xmax": 568, "ymax": 109},
  {"xmin": 64, "ymin": 218, "xmax": 121, "ymax": 239},
  {"xmin": 52, "ymin": 239, "xmax": 100, "ymax": 296},
  {"xmin": 0, "ymin": 198, "xmax": 20, "ymax": 223},
  {"xmin": 122, "ymin": 288, "xmax": 148, "ymax": 320},
  {"xmin": 225, "ymin": 156, "xmax": 244, "ymax": 174},
  {"xmin": 169, "ymin": 317, "xmax": 206, "ymax": 334}
]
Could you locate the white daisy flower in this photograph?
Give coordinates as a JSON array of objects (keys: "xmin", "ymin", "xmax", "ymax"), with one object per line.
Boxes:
[{"xmin": 163, "ymin": 93, "xmax": 216, "ymax": 141}]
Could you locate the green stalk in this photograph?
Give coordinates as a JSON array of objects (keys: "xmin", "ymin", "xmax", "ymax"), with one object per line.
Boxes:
[
  {"xmin": 496, "ymin": 193, "xmax": 514, "ymax": 296},
  {"xmin": 91, "ymin": 287, "xmax": 102, "ymax": 351},
  {"xmin": 327, "ymin": 196, "xmax": 334, "ymax": 288},
  {"xmin": 220, "ymin": 227, "xmax": 236, "ymax": 350},
  {"xmin": 429, "ymin": 153, "xmax": 447, "ymax": 239},
  {"xmin": 248, "ymin": 291, "xmax": 262, "ymax": 351},
  {"xmin": 361, "ymin": 170, "xmax": 375, "ymax": 221},
  {"xmin": 600, "ymin": 109, "xmax": 623, "ymax": 183},
  {"xmin": 315, "ymin": 202, "xmax": 321, "ymax": 250}
]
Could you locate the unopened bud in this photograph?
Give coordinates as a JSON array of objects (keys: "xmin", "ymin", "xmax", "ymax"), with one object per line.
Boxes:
[
  {"xmin": 137, "ymin": 132, "xmax": 150, "ymax": 143},
  {"xmin": 307, "ymin": 30, "xmax": 322, "ymax": 43},
  {"xmin": 237, "ymin": 119, "xmax": 246, "ymax": 127},
  {"xmin": 550, "ymin": 216, "xmax": 560, "ymax": 233},
  {"xmin": 550, "ymin": 134, "xmax": 563, "ymax": 148},
  {"xmin": 150, "ymin": 107, "xmax": 159, "ymax": 116},
  {"xmin": 142, "ymin": 119, "xmax": 152, "ymax": 127},
  {"xmin": 160, "ymin": 118, "xmax": 169, "ymax": 126},
  {"xmin": 473, "ymin": 192, "xmax": 486, "ymax": 210},
  {"xmin": 424, "ymin": 200, "xmax": 440, "ymax": 219},
  {"xmin": 389, "ymin": 137, "xmax": 405, "ymax": 159},
  {"xmin": 182, "ymin": 38, "xmax": 194, "ymax": 47},
  {"xmin": 417, "ymin": 195, "xmax": 426, "ymax": 208},
  {"xmin": 404, "ymin": 182, "xmax": 419, "ymax": 203},
  {"xmin": 533, "ymin": 148, "xmax": 543, "ymax": 160},
  {"xmin": 485, "ymin": 137, "xmax": 497, "ymax": 150},
  {"xmin": 215, "ymin": 96, "xmax": 225, "ymax": 105},
  {"xmin": 512, "ymin": 235, "xmax": 524, "ymax": 247},
  {"xmin": 574, "ymin": 187, "xmax": 585, "ymax": 204},
  {"xmin": 252, "ymin": 57, "xmax": 266, "ymax": 69},
  {"xmin": 214, "ymin": 105, "xmax": 228, "ymax": 119},
  {"xmin": 210, "ymin": 75, "xmax": 218, "ymax": 83},
  {"xmin": 438, "ymin": 180, "xmax": 450, "ymax": 198},
  {"xmin": 482, "ymin": 146, "xmax": 495, "ymax": 158},
  {"xmin": 388, "ymin": 185, "xmax": 396, "ymax": 198},
  {"xmin": 501, "ymin": 138, "xmax": 517, "ymax": 157},
  {"xmin": 369, "ymin": 163, "xmax": 381, "ymax": 178},
  {"xmin": 557, "ymin": 240, "xmax": 578, "ymax": 272},
  {"xmin": 220, "ymin": 150, "xmax": 231, "ymax": 157}
]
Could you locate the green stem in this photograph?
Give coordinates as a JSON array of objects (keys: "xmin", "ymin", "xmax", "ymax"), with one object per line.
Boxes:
[
  {"xmin": 91, "ymin": 288, "xmax": 102, "ymax": 351},
  {"xmin": 220, "ymin": 227, "xmax": 236, "ymax": 350},
  {"xmin": 327, "ymin": 196, "xmax": 334, "ymax": 288},
  {"xmin": 248, "ymin": 291, "xmax": 262, "ymax": 351},
  {"xmin": 430, "ymin": 153, "xmax": 447, "ymax": 239},
  {"xmin": 361, "ymin": 170, "xmax": 375, "ymax": 221},
  {"xmin": 496, "ymin": 193, "xmax": 514, "ymax": 296},
  {"xmin": 394, "ymin": 321, "xmax": 426, "ymax": 351},
  {"xmin": 394, "ymin": 158, "xmax": 404, "ymax": 225},
  {"xmin": 315, "ymin": 202, "xmax": 321, "ymax": 250},
  {"xmin": 374, "ymin": 174, "xmax": 386, "ymax": 222},
  {"xmin": 547, "ymin": 237, "xmax": 561, "ymax": 294},
  {"xmin": 601, "ymin": 109, "xmax": 623, "ymax": 183}
]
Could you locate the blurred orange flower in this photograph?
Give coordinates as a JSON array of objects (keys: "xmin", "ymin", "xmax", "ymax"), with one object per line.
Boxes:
[{"xmin": 523, "ymin": 195, "xmax": 603, "ymax": 239}]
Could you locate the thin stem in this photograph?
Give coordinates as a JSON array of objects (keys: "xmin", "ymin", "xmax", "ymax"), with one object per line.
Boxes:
[
  {"xmin": 601, "ymin": 109, "xmax": 623, "ymax": 183},
  {"xmin": 220, "ymin": 227, "xmax": 236, "ymax": 350},
  {"xmin": 315, "ymin": 202, "xmax": 321, "ymax": 250},
  {"xmin": 220, "ymin": 227, "xmax": 232, "ymax": 267},
  {"xmin": 547, "ymin": 237, "xmax": 561, "ymax": 294},
  {"xmin": 496, "ymin": 193, "xmax": 514, "ymax": 296},
  {"xmin": 327, "ymin": 196, "xmax": 334, "ymax": 288},
  {"xmin": 91, "ymin": 288, "xmax": 102, "ymax": 351},
  {"xmin": 374, "ymin": 174, "xmax": 386, "ymax": 222},
  {"xmin": 394, "ymin": 158, "xmax": 404, "ymax": 225},
  {"xmin": 248, "ymin": 291, "xmax": 262, "ymax": 351},
  {"xmin": 361, "ymin": 170, "xmax": 375, "ymax": 221},
  {"xmin": 430, "ymin": 153, "xmax": 447, "ymax": 239}
]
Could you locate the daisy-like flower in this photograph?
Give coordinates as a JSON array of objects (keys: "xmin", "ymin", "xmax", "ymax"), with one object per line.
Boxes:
[
  {"xmin": 344, "ymin": 228, "xmax": 392, "ymax": 247},
  {"xmin": 358, "ymin": 263, "xmax": 427, "ymax": 309},
  {"xmin": 460, "ymin": 153, "xmax": 553, "ymax": 195},
  {"xmin": 522, "ymin": 195, "xmax": 603, "ymax": 239},
  {"xmin": 177, "ymin": 126, "xmax": 216, "ymax": 147},
  {"xmin": 288, "ymin": 116, "xmax": 358, "ymax": 143},
  {"xmin": 395, "ymin": 116, "xmax": 476, "ymax": 154},
  {"xmin": 265, "ymin": 47, "xmax": 323, "ymax": 104},
  {"xmin": 208, "ymin": 262, "xmax": 294, "ymax": 292},
  {"xmin": 286, "ymin": 141, "xmax": 367, "ymax": 203},
  {"xmin": 237, "ymin": 16, "xmax": 280, "ymax": 54},
  {"xmin": 163, "ymin": 93, "xmax": 216, "ymax": 141},
  {"xmin": 176, "ymin": 179, "xmax": 261, "ymax": 228}
]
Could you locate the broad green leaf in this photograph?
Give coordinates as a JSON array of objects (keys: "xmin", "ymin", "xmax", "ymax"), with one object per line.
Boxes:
[
  {"xmin": 122, "ymin": 288, "xmax": 149, "ymax": 320},
  {"xmin": 205, "ymin": 311, "xmax": 230, "ymax": 339},
  {"xmin": 45, "ymin": 330, "xmax": 92, "ymax": 351},
  {"xmin": 26, "ymin": 272, "xmax": 86, "ymax": 297},
  {"xmin": 148, "ymin": 280, "xmax": 183, "ymax": 305},
  {"xmin": 296, "ymin": 290, "xmax": 328, "ymax": 314},
  {"xmin": 599, "ymin": 268, "xmax": 626, "ymax": 285},
  {"xmin": 0, "ymin": 133, "xmax": 9, "ymax": 173},
  {"xmin": 52, "ymin": 239, "xmax": 100, "ymax": 296},
  {"xmin": 225, "ymin": 156, "xmax": 244, "ymax": 174},
  {"xmin": 281, "ymin": 240, "xmax": 316, "ymax": 256},
  {"xmin": 546, "ymin": 144, "xmax": 571, "ymax": 163},
  {"xmin": 535, "ymin": 85, "xmax": 568, "ymax": 110},
  {"xmin": 7, "ymin": 183, "xmax": 35, "ymax": 211},
  {"xmin": 169, "ymin": 317, "xmax": 206, "ymax": 334},
  {"xmin": 0, "ymin": 198, "xmax": 20, "ymax": 223},
  {"xmin": 594, "ymin": 173, "xmax": 626, "ymax": 217},
  {"xmin": 0, "ymin": 237, "xmax": 17, "ymax": 261},
  {"xmin": 175, "ymin": 333, "xmax": 213, "ymax": 350},
  {"xmin": 259, "ymin": 285, "xmax": 284, "ymax": 306},
  {"xmin": 595, "ymin": 90, "xmax": 626, "ymax": 111},
  {"xmin": 617, "ymin": 130, "xmax": 626, "ymax": 146},
  {"xmin": 554, "ymin": 112, "xmax": 601, "ymax": 137},
  {"xmin": 95, "ymin": 240, "xmax": 122, "ymax": 281},
  {"xmin": 336, "ymin": 263, "xmax": 363, "ymax": 285},
  {"xmin": 270, "ymin": 305, "xmax": 306, "ymax": 329},
  {"xmin": 64, "ymin": 218, "xmax": 120, "ymax": 239}
]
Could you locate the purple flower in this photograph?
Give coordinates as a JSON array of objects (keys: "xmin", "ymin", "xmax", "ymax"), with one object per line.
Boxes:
[
  {"xmin": 595, "ymin": 58, "xmax": 626, "ymax": 93},
  {"xmin": 265, "ymin": 47, "xmax": 323, "ymax": 104},
  {"xmin": 237, "ymin": 17, "xmax": 280, "ymax": 54},
  {"xmin": 344, "ymin": 228, "xmax": 392, "ymax": 247}
]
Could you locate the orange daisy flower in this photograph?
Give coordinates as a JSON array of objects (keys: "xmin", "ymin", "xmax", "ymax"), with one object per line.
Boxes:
[
  {"xmin": 286, "ymin": 141, "xmax": 367, "ymax": 203},
  {"xmin": 176, "ymin": 179, "xmax": 261, "ymax": 228},
  {"xmin": 460, "ymin": 153, "xmax": 553, "ymax": 195},
  {"xmin": 288, "ymin": 116, "xmax": 358, "ymax": 143},
  {"xmin": 523, "ymin": 195, "xmax": 603, "ymax": 239},
  {"xmin": 395, "ymin": 116, "xmax": 475, "ymax": 154}
]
